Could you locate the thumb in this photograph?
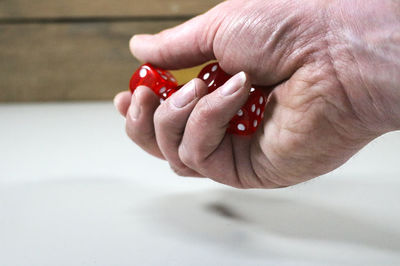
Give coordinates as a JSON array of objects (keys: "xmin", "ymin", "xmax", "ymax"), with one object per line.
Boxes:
[{"xmin": 130, "ymin": 13, "xmax": 219, "ymax": 69}]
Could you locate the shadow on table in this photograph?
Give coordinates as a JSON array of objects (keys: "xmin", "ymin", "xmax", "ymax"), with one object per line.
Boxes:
[{"xmin": 144, "ymin": 182, "xmax": 400, "ymax": 254}]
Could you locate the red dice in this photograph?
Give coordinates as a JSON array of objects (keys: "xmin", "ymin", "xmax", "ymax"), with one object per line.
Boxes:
[
  {"xmin": 227, "ymin": 88, "xmax": 266, "ymax": 135},
  {"xmin": 197, "ymin": 63, "xmax": 267, "ymax": 136},
  {"xmin": 129, "ymin": 63, "xmax": 178, "ymax": 100},
  {"xmin": 197, "ymin": 62, "xmax": 231, "ymax": 93},
  {"xmin": 129, "ymin": 63, "xmax": 267, "ymax": 136}
]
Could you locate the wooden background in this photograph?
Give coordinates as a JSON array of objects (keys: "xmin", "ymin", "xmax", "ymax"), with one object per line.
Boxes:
[{"xmin": 0, "ymin": 0, "xmax": 222, "ymax": 102}]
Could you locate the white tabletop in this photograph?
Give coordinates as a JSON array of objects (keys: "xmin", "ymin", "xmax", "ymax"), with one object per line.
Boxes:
[{"xmin": 1, "ymin": 102, "xmax": 400, "ymax": 266}]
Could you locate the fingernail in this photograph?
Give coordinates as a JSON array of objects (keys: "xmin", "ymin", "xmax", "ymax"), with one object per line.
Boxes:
[
  {"xmin": 172, "ymin": 80, "xmax": 196, "ymax": 108},
  {"xmin": 129, "ymin": 93, "xmax": 141, "ymax": 120},
  {"xmin": 220, "ymin": 71, "xmax": 247, "ymax": 96}
]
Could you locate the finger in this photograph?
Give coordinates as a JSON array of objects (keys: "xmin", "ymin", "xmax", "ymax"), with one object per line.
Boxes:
[
  {"xmin": 178, "ymin": 72, "xmax": 251, "ymax": 176},
  {"xmin": 130, "ymin": 10, "xmax": 222, "ymax": 69},
  {"xmin": 114, "ymin": 91, "xmax": 132, "ymax": 116},
  {"xmin": 126, "ymin": 86, "xmax": 164, "ymax": 160},
  {"xmin": 154, "ymin": 79, "xmax": 209, "ymax": 177}
]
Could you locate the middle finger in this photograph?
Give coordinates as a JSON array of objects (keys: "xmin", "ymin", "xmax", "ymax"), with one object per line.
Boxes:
[{"xmin": 154, "ymin": 78, "xmax": 208, "ymax": 177}]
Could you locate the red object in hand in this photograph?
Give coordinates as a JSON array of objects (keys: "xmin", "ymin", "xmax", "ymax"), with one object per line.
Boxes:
[
  {"xmin": 129, "ymin": 63, "xmax": 178, "ymax": 100},
  {"xmin": 227, "ymin": 88, "xmax": 266, "ymax": 135},
  {"xmin": 197, "ymin": 63, "xmax": 266, "ymax": 136},
  {"xmin": 129, "ymin": 63, "xmax": 267, "ymax": 136},
  {"xmin": 197, "ymin": 62, "xmax": 232, "ymax": 93}
]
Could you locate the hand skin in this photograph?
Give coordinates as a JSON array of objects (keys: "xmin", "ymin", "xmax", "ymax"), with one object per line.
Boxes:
[{"xmin": 114, "ymin": 0, "xmax": 400, "ymax": 188}]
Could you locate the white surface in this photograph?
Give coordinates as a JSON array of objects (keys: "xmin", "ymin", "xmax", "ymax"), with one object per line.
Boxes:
[{"xmin": 0, "ymin": 102, "xmax": 400, "ymax": 266}]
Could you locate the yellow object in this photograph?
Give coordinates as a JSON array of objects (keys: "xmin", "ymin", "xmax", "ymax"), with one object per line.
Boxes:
[{"xmin": 170, "ymin": 62, "xmax": 215, "ymax": 84}]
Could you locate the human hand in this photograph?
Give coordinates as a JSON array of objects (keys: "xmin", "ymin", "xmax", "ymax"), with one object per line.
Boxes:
[{"xmin": 114, "ymin": 0, "xmax": 400, "ymax": 188}]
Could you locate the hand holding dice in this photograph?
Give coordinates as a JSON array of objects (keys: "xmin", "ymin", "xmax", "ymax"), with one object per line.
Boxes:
[{"xmin": 130, "ymin": 63, "xmax": 267, "ymax": 136}]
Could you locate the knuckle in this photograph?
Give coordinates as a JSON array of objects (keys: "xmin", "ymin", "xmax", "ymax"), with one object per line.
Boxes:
[
  {"xmin": 178, "ymin": 143, "xmax": 204, "ymax": 170},
  {"xmin": 190, "ymin": 97, "xmax": 215, "ymax": 127},
  {"xmin": 178, "ymin": 144, "xmax": 195, "ymax": 168},
  {"xmin": 170, "ymin": 164, "xmax": 193, "ymax": 177},
  {"xmin": 170, "ymin": 164, "xmax": 184, "ymax": 176},
  {"xmin": 154, "ymin": 101, "xmax": 176, "ymax": 127},
  {"xmin": 153, "ymin": 106, "xmax": 165, "ymax": 125},
  {"xmin": 276, "ymin": 133, "xmax": 305, "ymax": 156},
  {"xmin": 125, "ymin": 122, "xmax": 137, "ymax": 142},
  {"xmin": 125, "ymin": 118, "xmax": 155, "ymax": 146}
]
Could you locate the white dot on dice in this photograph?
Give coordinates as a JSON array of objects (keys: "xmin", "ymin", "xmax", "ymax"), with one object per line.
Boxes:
[
  {"xmin": 237, "ymin": 124, "xmax": 246, "ymax": 131},
  {"xmin": 203, "ymin": 73, "xmax": 210, "ymax": 80},
  {"xmin": 256, "ymin": 108, "xmax": 261, "ymax": 116},
  {"xmin": 250, "ymin": 88, "xmax": 255, "ymax": 92},
  {"xmin": 237, "ymin": 109, "xmax": 243, "ymax": 117},
  {"xmin": 251, "ymin": 104, "xmax": 256, "ymax": 112},
  {"xmin": 140, "ymin": 68, "xmax": 147, "ymax": 78},
  {"xmin": 162, "ymin": 75, "xmax": 168, "ymax": 80},
  {"xmin": 253, "ymin": 120, "xmax": 258, "ymax": 127},
  {"xmin": 259, "ymin": 96, "xmax": 264, "ymax": 104},
  {"xmin": 159, "ymin": 87, "xmax": 166, "ymax": 94},
  {"xmin": 211, "ymin": 65, "xmax": 218, "ymax": 72}
]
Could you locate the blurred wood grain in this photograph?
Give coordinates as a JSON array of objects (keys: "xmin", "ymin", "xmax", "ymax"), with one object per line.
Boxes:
[
  {"xmin": 0, "ymin": 0, "xmax": 222, "ymax": 19},
  {"xmin": 0, "ymin": 0, "xmax": 222, "ymax": 102},
  {"xmin": 0, "ymin": 22, "xmax": 184, "ymax": 101}
]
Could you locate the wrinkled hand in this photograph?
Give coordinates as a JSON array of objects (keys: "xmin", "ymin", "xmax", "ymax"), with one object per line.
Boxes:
[{"xmin": 114, "ymin": 0, "xmax": 400, "ymax": 188}]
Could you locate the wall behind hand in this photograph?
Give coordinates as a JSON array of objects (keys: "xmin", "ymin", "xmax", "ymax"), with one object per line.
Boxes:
[{"xmin": 0, "ymin": 0, "xmax": 222, "ymax": 102}]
